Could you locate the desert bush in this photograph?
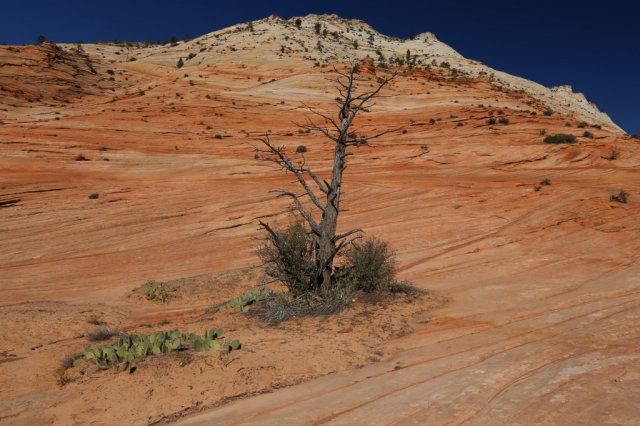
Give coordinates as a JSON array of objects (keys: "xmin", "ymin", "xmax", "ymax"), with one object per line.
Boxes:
[
  {"xmin": 88, "ymin": 193, "xmax": 99, "ymax": 199},
  {"xmin": 295, "ymin": 144, "xmax": 307, "ymax": 153},
  {"xmin": 176, "ymin": 58, "xmax": 184, "ymax": 69},
  {"xmin": 544, "ymin": 134, "xmax": 576, "ymax": 144},
  {"xmin": 610, "ymin": 190, "xmax": 628, "ymax": 204},
  {"xmin": 214, "ymin": 133, "xmax": 223, "ymax": 139},
  {"xmin": 54, "ymin": 353, "xmax": 83, "ymax": 386},
  {"xmin": 75, "ymin": 154, "xmax": 89, "ymax": 161},
  {"xmin": 577, "ymin": 121, "xmax": 588, "ymax": 128},
  {"xmin": 142, "ymin": 280, "xmax": 176, "ymax": 302},
  {"xmin": 257, "ymin": 222, "xmax": 316, "ymax": 297},
  {"xmin": 60, "ymin": 353, "xmax": 82, "ymax": 370},
  {"xmin": 540, "ymin": 178, "xmax": 551, "ymax": 186},
  {"xmin": 260, "ymin": 291, "xmax": 347, "ymax": 324},
  {"xmin": 583, "ymin": 130, "xmax": 594, "ymax": 139},
  {"xmin": 498, "ymin": 117, "xmax": 510, "ymax": 125},
  {"xmin": 487, "ymin": 117, "xmax": 497, "ymax": 125},
  {"xmin": 295, "ymin": 18, "xmax": 302, "ymax": 29},
  {"xmin": 86, "ymin": 314, "xmax": 104, "ymax": 325},
  {"xmin": 85, "ymin": 326, "xmax": 116, "ymax": 341},
  {"xmin": 340, "ymin": 238, "xmax": 397, "ymax": 293},
  {"xmin": 543, "ymin": 109, "xmax": 554, "ymax": 116}
]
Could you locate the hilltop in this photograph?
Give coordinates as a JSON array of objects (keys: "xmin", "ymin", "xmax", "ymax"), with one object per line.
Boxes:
[{"xmin": 59, "ymin": 13, "xmax": 621, "ymax": 131}]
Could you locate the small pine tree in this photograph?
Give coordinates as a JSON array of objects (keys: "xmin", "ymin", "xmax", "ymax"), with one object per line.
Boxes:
[
  {"xmin": 353, "ymin": 40, "xmax": 358, "ymax": 49},
  {"xmin": 176, "ymin": 57, "xmax": 184, "ymax": 69},
  {"xmin": 406, "ymin": 49, "xmax": 411, "ymax": 62},
  {"xmin": 295, "ymin": 18, "xmax": 302, "ymax": 29},
  {"xmin": 36, "ymin": 35, "xmax": 46, "ymax": 45},
  {"xmin": 314, "ymin": 22, "xmax": 321, "ymax": 34}
]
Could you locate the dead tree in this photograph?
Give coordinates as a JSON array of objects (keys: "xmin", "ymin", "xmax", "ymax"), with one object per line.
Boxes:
[{"xmin": 255, "ymin": 63, "xmax": 396, "ymax": 295}]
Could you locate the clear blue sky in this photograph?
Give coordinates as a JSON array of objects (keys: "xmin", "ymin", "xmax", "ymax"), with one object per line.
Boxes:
[{"xmin": 2, "ymin": 0, "xmax": 638, "ymax": 134}]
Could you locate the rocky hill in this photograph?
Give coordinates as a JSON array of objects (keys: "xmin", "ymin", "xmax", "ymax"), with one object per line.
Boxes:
[{"xmin": 62, "ymin": 13, "xmax": 622, "ymax": 132}]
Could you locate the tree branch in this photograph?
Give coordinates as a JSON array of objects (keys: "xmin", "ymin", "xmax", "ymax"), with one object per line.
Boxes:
[
  {"xmin": 269, "ymin": 189, "xmax": 320, "ymax": 234},
  {"xmin": 257, "ymin": 136, "xmax": 326, "ymax": 212},
  {"xmin": 333, "ymin": 228, "xmax": 363, "ymax": 242}
]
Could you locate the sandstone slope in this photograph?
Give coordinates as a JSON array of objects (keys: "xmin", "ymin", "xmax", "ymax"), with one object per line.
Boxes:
[{"xmin": 1, "ymin": 14, "xmax": 639, "ymax": 425}]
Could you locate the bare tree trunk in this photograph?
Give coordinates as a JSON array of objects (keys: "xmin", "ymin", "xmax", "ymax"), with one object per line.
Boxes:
[
  {"xmin": 256, "ymin": 63, "xmax": 397, "ymax": 296},
  {"xmin": 316, "ymin": 131, "xmax": 346, "ymax": 293}
]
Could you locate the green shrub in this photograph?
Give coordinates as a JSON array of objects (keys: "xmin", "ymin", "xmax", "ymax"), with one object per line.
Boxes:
[
  {"xmin": 540, "ymin": 178, "xmax": 551, "ymax": 186},
  {"xmin": 543, "ymin": 109, "xmax": 554, "ymax": 116},
  {"xmin": 583, "ymin": 130, "xmax": 594, "ymax": 139},
  {"xmin": 295, "ymin": 145, "xmax": 307, "ymax": 153},
  {"xmin": 498, "ymin": 117, "xmax": 509, "ymax": 125},
  {"xmin": 257, "ymin": 222, "xmax": 316, "ymax": 297},
  {"xmin": 340, "ymin": 238, "xmax": 397, "ymax": 293},
  {"xmin": 487, "ymin": 117, "xmax": 497, "ymax": 125},
  {"xmin": 544, "ymin": 134, "xmax": 576, "ymax": 144},
  {"xmin": 176, "ymin": 58, "xmax": 184, "ymax": 69},
  {"xmin": 142, "ymin": 280, "xmax": 176, "ymax": 302}
]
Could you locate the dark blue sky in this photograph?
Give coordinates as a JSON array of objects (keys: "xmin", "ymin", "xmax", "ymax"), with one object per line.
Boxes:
[{"xmin": 2, "ymin": 0, "xmax": 638, "ymax": 134}]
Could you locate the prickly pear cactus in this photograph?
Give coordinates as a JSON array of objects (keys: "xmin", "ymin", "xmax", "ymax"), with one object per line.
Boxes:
[{"xmin": 82, "ymin": 325, "xmax": 239, "ymax": 367}]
